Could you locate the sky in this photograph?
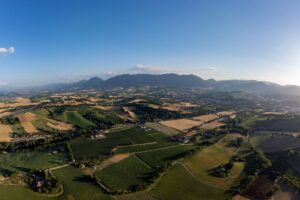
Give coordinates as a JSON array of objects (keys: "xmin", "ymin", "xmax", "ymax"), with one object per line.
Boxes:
[{"xmin": 1, "ymin": 0, "xmax": 300, "ymax": 87}]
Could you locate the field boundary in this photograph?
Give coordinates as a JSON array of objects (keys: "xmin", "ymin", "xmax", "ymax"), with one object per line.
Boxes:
[{"xmin": 176, "ymin": 162, "xmax": 227, "ymax": 190}]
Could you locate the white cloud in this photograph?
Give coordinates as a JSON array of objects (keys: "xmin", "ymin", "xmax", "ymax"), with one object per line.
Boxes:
[
  {"xmin": 130, "ymin": 64, "xmax": 178, "ymax": 74},
  {"xmin": 0, "ymin": 81, "xmax": 8, "ymax": 86},
  {"xmin": 202, "ymin": 66, "xmax": 217, "ymax": 72},
  {"xmin": 0, "ymin": 47, "xmax": 15, "ymax": 55},
  {"xmin": 130, "ymin": 64, "xmax": 217, "ymax": 76}
]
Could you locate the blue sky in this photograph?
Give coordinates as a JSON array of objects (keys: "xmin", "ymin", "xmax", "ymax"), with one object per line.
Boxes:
[{"xmin": 1, "ymin": 0, "xmax": 300, "ymax": 86}]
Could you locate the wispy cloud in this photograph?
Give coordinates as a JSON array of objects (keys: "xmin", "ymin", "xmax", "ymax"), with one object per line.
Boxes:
[
  {"xmin": 130, "ymin": 64, "xmax": 178, "ymax": 74},
  {"xmin": 0, "ymin": 47, "xmax": 15, "ymax": 56},
  {"xmin": 0, "ymin": 81, "xmax": 8, "ymax": 86},
  {"xmin": 202, "ymin": 66, "xmax": 217, "ymax": 72},
  {"xmin": 130, "ymin": 64, "xmax": 217, "ymax": 75}
]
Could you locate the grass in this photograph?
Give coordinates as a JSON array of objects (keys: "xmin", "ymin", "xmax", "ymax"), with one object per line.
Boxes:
[
  {"xmin": 54, "ymin": 166, "xmax": 112, "ymax": 200},
  {"xmin": 182, "ymin": 134, "xmax": 244, "ymax": 189},
  {"xmin": 57, "ymin": 111, "xmax": 95, "ymax": 129},
  {"xmin": 114, "ymin": 142, "xmax": 177, "ymax": 154},
  {"xmin": 150, "ymin": 164, "xmax": 226, "ymax": 200},
  {"xmin": 145, "ymin": 122, "xmax": 180, "ymax": 136},
  {"xmin": 249, "ymin": 132, "xmax": 272, "ymax": 147},
  {"xmin": 95, "ymin": 155, "xmax": 152, "ymax": 191},
  {"xmin": 11, "ymin": 123, "xmax": 26, "ymax": 136},
  {"xmin": 31, "ymin": 108, "xmax": 50, "ymax": 117},
  {"xmin": 136, "ymin": 145, "xmax": 197, "ymax": 167},
  {"xmin": 0, "ymin": 147, "xmax": 69, "ymax": 175},
  {"xmin": 0, "ymin": 185, "xmax": 51, "ymax": 200},
  {"xmin": 0, "ymin": 166, "xmax": 113, "ymax": 200},
  {"xmin": 119, "ymin": 127, "xmax": 156, "ymax": 144},
  {"xmin": 71, "ymin": 127, "xmax": 162, "ymax": 160},
  {"xmin": 32, "ymin": 118, "xmax": 54, "ymax": 132}
]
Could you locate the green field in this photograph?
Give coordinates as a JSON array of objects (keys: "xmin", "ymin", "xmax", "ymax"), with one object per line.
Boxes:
[
  {"xmin": 57, "ymin": 111, "xmax": 95, "ymax": 129},
  {"xmin": 145, "ymin": 122, "xmax": 180, "ymax": 136},
  {"xmin": 136, "ymin": 145, "xmax": 196, "ymax": 167},
  {"xmin": 54, "ymin": 166, "xmax": 112, "ymax": 200},
  {"xmin": 0, "ymin": 185, "xmax": 51, "ymax": 200},
  {"xmin": 31, "ymin": 108, "xmax": 50, "ymax": 117},
  {"xmin": 95, "ymin": 155, "xmax": 152, "ymax": 191},
  {"xmin": 0, "ymin": 147, "xmax": 69, "ymax": 175},
  {"xmin": 115, "ymin": 142, "xmax": 177, "ymax": 154},
  {"xmin": 182, "ymin": 134, "xmax": 245, "ymax": 189},
  {"xmin": 249, "ymin": 132, "xmax": 272, "ymax": 147},
  {"xmin": 150, "ymin": 164, "xmax": 226, "ymax": 200},
  {"xmin": 48, "ymin": 105, "xmax": 120, "ymax": 129},
  {"xmin": 0, "ymin": 166, "xmax": 112, "ymax": 200},
  {"xmin": 31, "ymin": 118, "xmax": 54, "ymax": 132},
  {"xmin": 0, "ymin": 116, "xmax": 26, "ymax": 136},
  {"xmin": 71, "ymin": 127, "xmax": 159, "ymax": 159}
]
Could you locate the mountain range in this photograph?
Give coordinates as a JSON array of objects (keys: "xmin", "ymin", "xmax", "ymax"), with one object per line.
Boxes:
[{"xmin": 44, "ymin": 73, "xmax": 300, "ymax": 96}]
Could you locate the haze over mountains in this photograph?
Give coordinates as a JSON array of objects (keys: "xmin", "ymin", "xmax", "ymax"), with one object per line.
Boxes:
[{"xmin": 41, "ymin": 73, "xmax": 300, "ymax": 96}]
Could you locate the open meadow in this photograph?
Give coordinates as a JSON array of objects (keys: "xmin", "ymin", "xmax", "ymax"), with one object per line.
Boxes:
[{"xmin": 182, "ymin": 134, "xmax": 245, "ymax": 189}]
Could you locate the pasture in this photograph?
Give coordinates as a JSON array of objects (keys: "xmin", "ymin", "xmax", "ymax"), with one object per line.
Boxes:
[
  {"xmin": 249, "ymin": 132, "xmax": 272, "ymax": 147},
  {"xmin": 182, "ymin": 134, "xmax": 245, "ymax": 189},
  {"xmin": 54, "ymin": 166, "xmax": 112, "ymax": 200},
  {"xmin": 136, "ymin": 145, "xmax": 197, "ymax": 167},
  {"xmin": 57, "ymin": 111, "xmax": 95, "ymax": 129},
  {"xmin": 0, "ymin": 185, "xmax": 51, "ymax": 200},
  {"xmin": 0, "ymin": 147, "xmax": 69, "ymax": 175},
  {"xmin": 150, "ymin": 164, "xmax": 226, "ymax": 200}
]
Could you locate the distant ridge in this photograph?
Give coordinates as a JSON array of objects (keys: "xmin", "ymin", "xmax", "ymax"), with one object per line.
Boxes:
[
  {"xmin": 30, "ymin": 73, "xmax": 300, "ymax": 96},
  {"xmin": 104, "ymin": 73, "xmax": 205, "ymax": 88}
]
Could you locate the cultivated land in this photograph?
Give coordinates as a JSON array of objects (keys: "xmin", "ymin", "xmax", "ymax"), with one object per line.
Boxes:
[
  {"xmin": 95, "ymin": 155, "xmax": 152, "ymax": 191},
  {"xmin": 258, "ymin": 134, "xmax": 300, "ymax": 153},
  {"xmin": 160, "ymin": 119, "xmax": 203, "ymax": 132},
  {"xmin": 17, "ymin": 112, "xmax": 39, "ymax": 134},
  {"xmin": 0, "ymin": 147, "xmax": 69, "ymax": 176},
  {"xmin": 0, "ymin": 123, "xmax": 13, "ymax": 142},
  {"xmin": 150, "ymin": 164, "xmax": 226, "ymax": 200},
  {"xmin": 201, "ymin": 121, "xmax": 226, "ymax": 130},
  {"xmin": 1, "ymin": 88, "xmax": 300, "ymax": 199},
  {"xmin": 193, "ymin": 114, "xmax": 219, "ymax": 122},
  {"xmin": 183, "ymin": 134, "xmax": 245, "ymax": 189},
  {"xmin": 145, "ymin": 122, "xmax": 180, "ymax": 136}
]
